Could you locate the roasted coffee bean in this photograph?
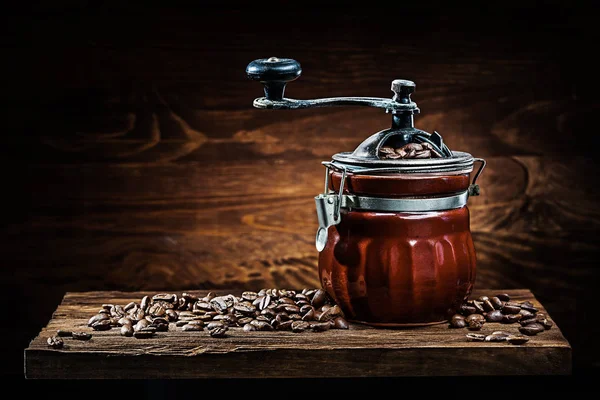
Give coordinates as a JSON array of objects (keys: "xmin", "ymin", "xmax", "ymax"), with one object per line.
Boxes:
[
  {"xmin": 195, "ymin": 301, "xmax": 212, "ymax": 312},
  {"xmin": 234, "ymin": 304, "xmax": 255, "ymax": 315},
  {"xmin": 540, "ymin": 318, "xmax": 553, "ymax": 330},
  {"xmin": 520, "ymin": 302, "xmax": 538, "ymax": 313},
  {"xmin": 148, "ymin": 304, "xmax": 166, "ymax": 318},
  {"xmin": 477, "ymin": 296, "xmax": 489, "ymax": 302},
  {"xmin": 459, "ymin": 304, "xmax": 477, "ymax": 316},
  {"xmin": 482, "ymin": 300, "xmax": 495, "ymax": 312},
  {"xmin": 519, "ymin": 317, "xmax": 537, "ymax": 327},
  {"xmin": 278, "ymin": 297, "xmax": 295, "ymax": 305},
  {"xmin": 260, "ymin": 308, "xmax": 276, "ymax": 319},
  {"xmin": 238, "ymin": 317, "xmax": 254, "ymax": 325},
  {"xmin": 519, "ymin": 309, "xmax": 535, "ymax": 319},
  {"xmin": 209, "ymin": 326, "xmax": 228, "ymax": 338},
  {"xmin": 485, "ymin": 334, "xmax": 509, "ymax": 342},
  {"xmin": 292, "ymin": 320, "xmax": 310, "ymax": 332},
  {"xmin": 140, "ymin": 296, "xmax": 150, "ymax": 311},
  {"xmin": 130, "ymin": 308, "xmax": 145, "ymax": 322},
  {"xmin": 250, "ymin": 320, "xmax": 273, "ymax": 331},
  {"xmin": 243, "ymin": 323, "xmax": 257, "ymax": 332},
  {"xmin": 241, "ymin": 291, "xmax": 258, "ymax": 301},
  {"xmin": 153, "ymin": 323, "xmax": 169, "ymax": 332},
  {"xmin": 275, "ymin": 313, "xmax": 289, "ymax": 323},
  {"xmin": 490, "ymin": 297, "xmax": 504, "ymax": 310},
  {"xmin": 72, "ymin": 332, "xmax": 92, "ymax": 341},
  {"xmin": 47, "ymin": 336, "xmax": 64, "ymax": 348},
  {"xmin": 56, "ymin": 330, "xmax": 72, "ymax": 337},
  {"xmin": 450, "ymin": 314, "xmax": 467, "ymax": 328},
  {"xmin": 118, "ymin": 317, "xmax": 132, "ymax": 327},
  {"xmin": 303, "ymin": 289, "xmax": 317, "ymax": 298},
  {"xmin": 134, "ymin": 319, "xmax": 149, "ymax": 332},
  {"xmin": 465, "ymin": 333, "xmax": 486, "ymax": 342},
  {"xmin": 519, "ymin": 323, "xmax": 545, "ymax": 336},
  {"xmin": 210, "ymin": 297, "xmax": 230, "ymax": 313},
  {"xmin": 133, "ymin": 330, "xmax": 154, "ymax": 339},
  {"xmin": 182, "ymin": 292, "xmax": 198, "ymax": 303},
  {"xmin": 92, "ymin": 319, "xmax": 112, "ymax": 331},
  {"xmin": 502, "ymin": 302, "xmax": 522, "ymax": 314},
  {"xmin": 271, "ymin": 319, "xmax": 280, "ymax": 329},
  {"xmin": 140, "ymin": 326, "xmax": 157, "ymax": 333},
  {"xmin": 507, "ymin": 335, "xmax": 530, "ymax": 345},
  {"xmin": 278, "ymin": 320, "xmax": 294, "ymax": 330},
  {"xmin": 311, "ymin": 322, "xmax": 331, "ymax": 332},
  {"xmin": 502, "ymin": 313, "xmax": 522, "ymax": 324},
  {"xmin": 111, "ymin": 305, "xmax": 125, "ymax": 318},
  {"xmin": 98, "ymin": 309, "xmax": 110, "ymax": 314},
  {"xmin": 465, "ymin": 314, "xmax": 485, "ymax": 324},
  {"xmin": 207, "ymin": 321, "xmax": 225, "ymax": 330},
  {"xmin": 102, "ymin": 304, "xmax": 114, "ymax": 311},
  {"xmin": 295, "ymin": 293, "xmax": 308, "ymax": 301},
  {"xmin": 299, "ymin": 305, "xmax": 314, "ymax": 315},
  {"xmin": 255, "ymin": 315, "xmax": 270, "ymax": 322},
  {"xmin": 311, "ymin": 289, "xmax": 327, "ymax": 309},
  {"xmin": 203, "ymin": 292, "xmax": 216, "ymax": 302},
  {"xmin": 175, "ymin": 320, "xmax": 188, "ymax": 327},
  {"xmin": 288, "ymin": 314, "xmax": 302, "ymax": 321},
  {"xmin": 472, "ymin": 301, "xmax": 485, "ymax": 313},
  {"xmin": 88, "ymin": 313, "xmax": 109, "ymax": 327},
  {"xmin": 496, "ymin": 293, "xmax": 510, "ymax": 302},
  {"xmin": 182, "ymin": 324, "xmax": 203, "ymax": 332},
  {"xmin": 258, "ymin": 295, "xmax": 272, "ymax": 311},
  {"xmin": 467, "ymin": 320, "xmax": 484, "ymax": 331},
  {"xmin": 124, "ymin": 302, "xmax": 137, "ymax": 312},
  {"xmin": 492, "ymin": 331, "xmax": 512, "ymax": 336},
  {"xmin": 152, "ymin": 293, "xmax": 177, "ymax": 303},
  {"xmin": 302, "ymin": 309, "xmax": 316, "ymax": 321},
  {"xmin": 333, "ymin": 317, "xmax": 349, "ymax": 329},
  {"xmin": 486, "ymin": 310, "xmax": 504, "ymax": 322},
  {"xmin": 110, "ymin": 317, "xmax": 121, "ymax": 326},
  {"xmin": 165, "ymin": 309, "xmax": 178, "ymax": 322}
]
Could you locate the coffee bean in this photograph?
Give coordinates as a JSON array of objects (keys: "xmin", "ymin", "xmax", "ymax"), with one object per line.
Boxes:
[
  {"xmin": 485, "ymin": 310, "xmax": 504, "ymax": 322},
  {"xmin": 507, "ymin": 335, "xmax": 530, "ymax": 345},
  {"xmin": 47, "ymin": 336, "xmax": 64, "ymax": 348},
  {"xmin": 295, "ymin": 293, "xmax": 308, "ymax": 301},
  {"xmin": 490, "ymin": 297, "xmax": 504, "ymax": 310},
  {"xmin": 450, "ymin": 314, "xmax": 467, "ymax": 328},
  {"xmin": 98, "ymin": 309, "xmax": 110, "ymax": 315},
  {"xmin": 140, "ymin": 296, "xmax": 150, "ymax": 311},
  {"xmin": 203, "ymin": 292, "xmax": 216, "ymax": 302},
  {"xmin": 502, "ymin": 313, "xmax": 522, "ymax": 324},
  {"xmin": 209, "ymin": 326, "xmax": 228, "ymax": 338},
  {"xmin": 520, "ymin": 302, "xmax": 538, "ymax": 313},
  {"xmin": 134, "ymin": 319, "xmax": 149, "ymax": 332},
  {"xmin": 207, "ymin": 321, "xmax": 225, "ymax": 330},
  {"xmin": 250, "ymin": 320, "xmax": 273, "ymax": 331},
  {"xmin": 118, "ymin": 317, "xmax": 133, "ymax": 326},
  {"xmin": 243, "ymin": 323, "xmax": 257, "ymax": 332},
  {"xmin": 519, "ymin": 317, "xmax": 536, "ymax": 326},
  {"xmin": 278, "ymin": 297, "xmax": 295, "ymax": 305},
  {"xmin": 56, "ymin": 330, "xmax": 72, "ymax": 337},
  {"xmin": 485, "ymin": 334, "xmax": 509, "ymax": 342},
  {"xmin": 289, "ymin": 314, "xmax": 302, "ymax": 321},
  {"xmin": 210, "ymin": 297, "xmax": 230, "ymax": 313},
  {"xmin": 278, "ymin": 320, "xmax": 294, "ymax": 330},
  {"xmin": 92, "ymin": 319, "xmax": 112, "ymax": 331},
  {"xmin": 140, "ymin": 326, "xmax": 157, "ymax": 333},
  {"xmin": 467, "ymin": 321, "xmax": 484, "ymax": 331},
  {"xmin": 149, "ymin": 304, "xmax": 166, "ymax": 318},
  {"xmin": 111, "ymin": 305, "xmax": 125, "ymax": 318},
  {"xmin": 311, "ymin": 322, "xmax": 331, "ymax": 332},
  {"xmin": 465, "ymin": 333, "xmax": 486, "ymax": 342},
  {"xmin": 496, "ymin": 293, "xmax": 510, "ymax": 302},
  {"xmin": 291, "ymin": 320, "xmax": 310, "ymax": 332},
  {"xmin": 283, "ymin": 305, "xmax": 301, "ymax": 314},
  {"xmin": 540, "ymin": 318, "xmax": 553, "ymax": 330},
  {"xmin": 311, "ymin": 289, "xmax": 327, "ymax": 309},
  {"xmin": 182, "ymin": 292, "xmax": 199, "ymax": 303},
  {"xmin": 318, "ymin": 305, "xmax": 342, "ymax": 322},
  {"xmin": 241, "ymin": 291, "xmax": 258, "ymax": 301},
  {"xmin": 175, "ymin": 320, "xmax": 188, "ymax": 327},
  {"xmin": 88, "ymin": 313, "xmax": 109, "ymax": 327},
  {"xmin": 124, "ymin": 302, "xmax": 137, "ymax": 312},
  {"xmin": 459, "ymin": 304, "xmax": 477, "ymax": 316},
  {"xmin": 258, "ymin": 295, "xmax": 271, "ymax": 311},
  {"xmin": 473, "ymin": 301, "xmax": 485, "ymax": 313},
  {"xmin": 519, "ymin": 323, "xmax": 545, "ymax": 336},
  {"xmin": 182, "ymin": 324, "xmax": 203, "ymax": 331},
  {"xmin": 275, "ymin": 313, "xmax": 290, "ymax": 323},
  {"xmin": 299, "ymin": 305, "xmax": 314, "ymax": 315},
  {"xmin": 502, "ymin": 303, "xmax": 522, "ymax": 314},
  {"xmin": 165, "ymin": 309, "xmax": 178, "ymax": 322},
  {"xmin": 133, "ymin": 330, "xmax": 154, "ymax": 339},
  {"xmin": 72, "ymin": 332, "xmax": 93, "ymax": 341},
  {"xmin": 153, "ymin": 293, "xmax": 177, "ymax": 304},
  {"xmin": 519, "ymin": 309, "xmax": 535, "ymax": 319},
  {"xmin": 476, "ymin": 296, "xmax": 489, "ymax": 302},
  {"xmin": 154, "ymin": 323, "xmax": 169, "ymax": 332},
  {"xmin": 465, "ymin": 314, "xmax": 485, "ymax": 324},
  {"xmin": 130, "ymin": 308, "xmax": 145, "ymax": 322},
  {"xmin": 234, "ymin": 304, "xmax": 256, "ymax": 315},
  {"xmin": 260, "ymin": 308, "xmax": 276, "ymax": 319},
  {"xmin": 482, "ymin": 300, "xmax": 495, "ymax": 312},
  {"xmin": 238, "ymin": 317, "xmax": 254, "ymax": 325},
  {"xmin": 333, "ymin": 317, "xmax": 349, "ymax": 329},
  {"xmin": 302, "ymin": 309, "xmax": 316, "ymax": 321}
]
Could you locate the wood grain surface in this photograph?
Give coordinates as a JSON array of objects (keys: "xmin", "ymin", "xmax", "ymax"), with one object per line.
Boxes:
[
  {"xmin": 2, "ymin": 2, "xmax": 598, "ymax": 378},
  {"xmin": 25, "ymin": 289, "xmax": 571, "ymax": 378}
]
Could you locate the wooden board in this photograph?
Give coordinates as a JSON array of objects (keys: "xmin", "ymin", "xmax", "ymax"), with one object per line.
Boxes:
[{"xmin": 25, "ymin": 289, "xmax": 571, "ymax": 379}]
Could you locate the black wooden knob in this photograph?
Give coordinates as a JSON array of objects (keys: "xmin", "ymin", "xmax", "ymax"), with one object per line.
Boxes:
[
  {"xmin": 246, "ymin": 57, "xmax": 302, "ymax": 101},
  {"xmin": 391, "ymin": 79, "xmax": 416, "ymax": 104}
]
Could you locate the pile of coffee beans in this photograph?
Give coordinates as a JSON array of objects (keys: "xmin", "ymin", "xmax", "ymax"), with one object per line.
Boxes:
[
  {"xmin": 63, "ymin": 288, "xmax": 348, "ymax": 344},
  {"xmin": 451, "ymin": 293, "xmax": 553, "ymax": 345},
  {"xmin": 379, "ymin": 143, "xmax": 442, "ymax": 160}
]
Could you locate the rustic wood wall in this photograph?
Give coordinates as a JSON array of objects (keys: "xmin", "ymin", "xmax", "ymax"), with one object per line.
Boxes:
[{"xmin": 3, "ymin": 2, "xmax": 599, "ymax": 378}]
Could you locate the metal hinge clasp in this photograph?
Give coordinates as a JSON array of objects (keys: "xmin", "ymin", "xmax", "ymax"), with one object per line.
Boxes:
[{"xmin": 314, "ymin": 166, "xmax": 347, "ymax": 252}]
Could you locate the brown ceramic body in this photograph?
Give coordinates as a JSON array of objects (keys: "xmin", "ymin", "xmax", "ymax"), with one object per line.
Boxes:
[{"xmin": 318, "ymin": 170, "xmax": 476, "ymax": 326}]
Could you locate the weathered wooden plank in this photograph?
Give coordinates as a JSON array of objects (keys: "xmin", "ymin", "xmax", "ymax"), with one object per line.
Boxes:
[{"xmin": 24, "ymin": 289, "xmax": 571, "ymax": 379}]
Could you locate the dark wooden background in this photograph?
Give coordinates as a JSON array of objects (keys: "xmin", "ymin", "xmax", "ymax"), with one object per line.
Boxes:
[{"xmin": 3, "ymin": 2, "xmax": 599, "ymax": 380}]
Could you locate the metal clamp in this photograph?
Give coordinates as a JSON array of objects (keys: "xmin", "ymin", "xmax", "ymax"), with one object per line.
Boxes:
[{"xmin": 468, "ymin": 158, "xmax": 486, "ymax": 196}]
